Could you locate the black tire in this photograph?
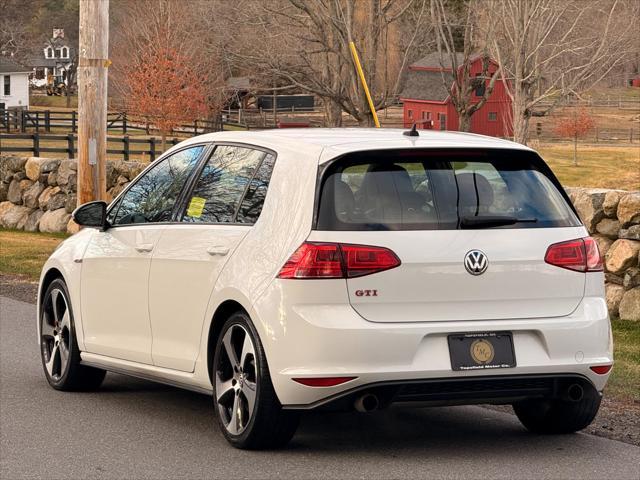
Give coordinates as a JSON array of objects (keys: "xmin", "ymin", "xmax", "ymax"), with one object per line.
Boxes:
[
  {"xmin": 513, "ymin": 387, "xmax": 601, "ymax": 434},
  {"xmin": 212, "ymin": 311, "xmax": 299, "ymax": 449},
  {"xmin": 40, "ymin": 278, "xmax": 106, "ymax": 391}
]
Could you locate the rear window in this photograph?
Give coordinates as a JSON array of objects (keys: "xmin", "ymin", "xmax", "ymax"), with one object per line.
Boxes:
[{"xmin": 316, "ymin": 149, "xmax": 580, "ymax": 231}]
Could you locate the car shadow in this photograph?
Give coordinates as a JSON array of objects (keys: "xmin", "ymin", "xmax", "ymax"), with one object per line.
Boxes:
[{"xmin": 94, "ymin": 372, "xmax": 594, "ymax": 457}]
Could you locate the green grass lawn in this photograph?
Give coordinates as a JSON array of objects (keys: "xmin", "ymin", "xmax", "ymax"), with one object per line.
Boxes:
[
  {"xmin": 608, "ymin": 317, "xmax": 640, "ymax": 402},
  {"xmin": 538, "ymin": 144, "xmax": 640, "ymax": 191},
  {"xmin": 0, "ymin": 229, "xmax": 67, "ymax": 281},
  {"xmin": 30, "ymin": 95, "xmax": 78, "ymax": 109}
]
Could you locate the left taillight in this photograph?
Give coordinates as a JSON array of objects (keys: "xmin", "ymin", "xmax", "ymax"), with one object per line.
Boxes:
[
  {"xmin": 544, "ymin": 237, "xmax": 603, "ymax": 273},
  {"xmin": 277, "ymin": 242, "xmax": 401, "ymax": 279}
]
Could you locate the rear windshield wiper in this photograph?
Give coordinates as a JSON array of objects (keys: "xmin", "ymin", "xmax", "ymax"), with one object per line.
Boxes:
[{"xmin": 460, "ymin": 215, "xmax": 538, "ymax": 229}]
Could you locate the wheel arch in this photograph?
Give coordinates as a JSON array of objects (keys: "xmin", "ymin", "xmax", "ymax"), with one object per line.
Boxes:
[
  {"xmin": 39, "ymin": 267, "xmax": 65, "ymax": 308},
  {"xmin": 206, "ymin": 299, "xmax": 249, "ymax": 382}
]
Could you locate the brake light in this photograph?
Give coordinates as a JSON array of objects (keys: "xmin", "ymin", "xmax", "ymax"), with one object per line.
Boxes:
[
  {"xmin": 277, "ymin": 243, "xmax": 343, "ymax": 279},
  {"xmin": 277, "ymin": 242, "xmax": 401, "ymax": 279},
  {"xmin": 544, "ymin": 237, "xmax": 603, "ymax": 273},
  {"xmin": 341, "ymin": 244, "xmax": 402, "ymax": 278}
]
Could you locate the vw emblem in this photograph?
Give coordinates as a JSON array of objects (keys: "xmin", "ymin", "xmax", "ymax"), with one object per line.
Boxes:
[{"xmin": 464, "ymin": 250, "xmax": 488, "ymax": 275}]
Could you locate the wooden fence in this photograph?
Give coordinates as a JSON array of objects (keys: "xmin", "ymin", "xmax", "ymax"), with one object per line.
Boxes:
[
  {"xmin": 0, "ymin": 109, "xmax": 223, "ymax": 136},
  {"xmin": 534, "ymin": 98, "xmax": 640, "ymax": 111},
  {"xmin": 0, "ymin": 133, "xmax": 181, "ymax": 161}
]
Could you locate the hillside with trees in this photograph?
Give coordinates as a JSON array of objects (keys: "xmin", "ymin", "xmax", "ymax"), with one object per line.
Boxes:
[{"xmin": 2, "ymin": 0, "xmax": 638, "ymax": 146}]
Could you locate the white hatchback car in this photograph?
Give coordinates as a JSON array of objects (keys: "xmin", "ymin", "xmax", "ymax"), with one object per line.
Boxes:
[{"xmin": 38, "ymin": 128, "xmax": 612, "ymax": 449}]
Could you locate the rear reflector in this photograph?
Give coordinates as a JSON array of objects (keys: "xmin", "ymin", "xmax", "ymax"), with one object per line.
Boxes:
[
  {"xmin": 292, "ymin": 377, "xmax": 357, "ymax": 387},
  {"xmin": 589, "ymin": 365, "xmax": 612, "ymax": 375},
  {"xmin": 544, "ymin": 237, "xmax": 603, "ymax": 273},
  {"xmin": 277, "ymin": 242, "xmax": 400, "ymax": 279}
]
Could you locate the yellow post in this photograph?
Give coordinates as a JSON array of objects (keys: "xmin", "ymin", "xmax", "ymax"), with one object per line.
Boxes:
[{"xmin": 348, "ymin": 41, "xmax": 380, "ymax": 128}]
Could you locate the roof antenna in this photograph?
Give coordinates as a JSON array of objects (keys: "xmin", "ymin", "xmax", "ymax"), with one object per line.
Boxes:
[{"xmin": 403, "ymin": 123, "xmax": 419, "ymax": 137}]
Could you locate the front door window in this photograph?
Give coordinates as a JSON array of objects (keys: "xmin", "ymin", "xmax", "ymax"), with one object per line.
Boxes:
[{"xmin": 109, "ymin": 145, "xmax": 204, "ymax": 225}]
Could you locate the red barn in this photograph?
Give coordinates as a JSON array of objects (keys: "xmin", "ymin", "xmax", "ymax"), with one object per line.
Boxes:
[{"xmin": 400, "ymin": 53, "xmax": 512, "ymax": 137}]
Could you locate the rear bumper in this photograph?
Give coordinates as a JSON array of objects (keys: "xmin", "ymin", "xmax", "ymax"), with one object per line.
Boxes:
[
  {"xmin": 252, "ymin": 283, "xmax": 612, "ymax": 407},
  {"xmin": 284, "ymin": 374, "xmax": 599, "ymax": 411}
]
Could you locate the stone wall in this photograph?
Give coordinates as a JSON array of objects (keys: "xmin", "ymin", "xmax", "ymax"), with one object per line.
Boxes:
[
  {"xmin": 0, "ymin": 155, "xmax": 144, "ymax": 234},
  {"xmin": 566, "ymin": 188, "xmax": 640, "ymax": 321},
  {"xmin": 1, "ymin": 155, "xmax": 639, "ymax": 320}
]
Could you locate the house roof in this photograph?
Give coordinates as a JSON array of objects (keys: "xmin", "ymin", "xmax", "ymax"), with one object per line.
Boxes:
[
  {"xmin": 411, "ymin": 52, "xmax": 466, "ymax": 70},
  {"xmin": 26, "ymin": 56, "xmax": 58, "ymax": 68},
  {"xmin": 400, "ymin": 69, "xmax": 451, "ymax": 102},
  {"xmin": 46, "ymin": 37, "xmax": 71, "ymax": 48},
  {"xmin": 0, "ymin": 57, "xmax": 30, "ymax": 73}
]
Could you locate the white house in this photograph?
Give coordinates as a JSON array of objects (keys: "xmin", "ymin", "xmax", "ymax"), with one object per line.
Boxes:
[
  {"xmin": 29, "ymin": 29, "xmax": 74, "ymax": 88},
  {"xmin": 0, "ymin": 57, "xmax": 30, "ymax": 110}
]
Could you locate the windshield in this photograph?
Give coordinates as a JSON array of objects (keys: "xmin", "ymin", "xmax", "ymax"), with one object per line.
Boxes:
[{"xmin": 316, "ymin": 148, "xmax": 580, "ymax": 231}]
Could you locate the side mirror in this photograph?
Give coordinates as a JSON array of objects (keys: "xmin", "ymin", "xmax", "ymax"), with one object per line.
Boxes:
[{"xmin": 71, "ymin": 201, "xmax": 108, "ymax": 230}]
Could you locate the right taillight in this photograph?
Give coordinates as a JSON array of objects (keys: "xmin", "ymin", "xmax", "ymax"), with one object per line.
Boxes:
[
  {"xmin": 277, "ymin": 242, "xmax": 401, "ymax": 279},
  {"xmin": 583, "ymin": 236, "xmax": 604, "ymax": 271},
  {"xmin": 544, "ymin": 237, "xmax": 603, "ymax": 272}
]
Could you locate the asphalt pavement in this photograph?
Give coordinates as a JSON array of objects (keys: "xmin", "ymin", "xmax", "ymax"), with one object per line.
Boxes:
[{"xmin": 1, "ymin": 296, "xmax": 639, "ymax": 480}]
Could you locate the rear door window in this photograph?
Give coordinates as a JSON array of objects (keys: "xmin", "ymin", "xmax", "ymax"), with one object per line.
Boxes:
[
  {"xmin": 182, "ymin": 145, "xmax": 274, "ymax": 224},
  {"xmin": 316, "ymin": 149, "xmax": 580, "ymax": 231},
  {"xmin": 236, "ymin": 153, "xmax": 276, "ymax": 223}
]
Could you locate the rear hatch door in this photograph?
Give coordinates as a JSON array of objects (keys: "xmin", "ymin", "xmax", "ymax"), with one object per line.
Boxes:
[{"xmin": 313, "ymin": 148, "xmax": 586, "ymax": 322}]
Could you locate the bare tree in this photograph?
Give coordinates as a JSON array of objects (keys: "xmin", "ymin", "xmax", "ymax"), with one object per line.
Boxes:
[
  {"xmin": 0, "ymin": 0, "xmax": 36, "ymax": 58},
  {"xmin": 488, "ymin": 0, "xmax": 638, "ymax": 144},
  {"xmin": 430, "ymin": 0, "xmax": 501, "ymax": 132},
  {"xmin": 110, "ymin": 0, "xmax": 228, "ymax": 126},
  {"xmin": 222, "ymin": 0, "xmax": 429, "ymax": 126}
]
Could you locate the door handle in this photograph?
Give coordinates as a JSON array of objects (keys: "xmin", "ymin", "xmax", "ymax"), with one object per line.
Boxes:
[
  {"xmin": 135, "ymin": 243, "xmax": 154, "ymax": 253},
  {"xmin": 207, "ymin": 246, "xmax": 229, "ymax": 256}
]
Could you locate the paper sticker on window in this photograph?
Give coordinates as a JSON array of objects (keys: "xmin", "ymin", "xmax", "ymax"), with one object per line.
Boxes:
[{"xmin": 187, "ymin": 196, "xmax": 206, "ymax": 218}]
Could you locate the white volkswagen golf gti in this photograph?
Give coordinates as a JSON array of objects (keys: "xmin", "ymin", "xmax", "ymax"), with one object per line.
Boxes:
[{"xmin": 37, "ymin": 128, "xmax": 612, "ymax": 449}]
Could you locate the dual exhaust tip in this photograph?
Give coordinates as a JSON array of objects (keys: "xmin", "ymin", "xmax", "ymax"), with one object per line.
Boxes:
[
  {"xmin": 565, "ymin": 383, "xmax": 584, "ymax": 402},
  {"xmin": 354, "ymin": 393, "xmax": 379, "ymax": 412}
]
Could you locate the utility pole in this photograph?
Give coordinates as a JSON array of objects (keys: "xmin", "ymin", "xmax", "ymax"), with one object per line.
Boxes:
[{"xmin": 77, "ymin": 0, "xmax": 109, "ymax": 204}]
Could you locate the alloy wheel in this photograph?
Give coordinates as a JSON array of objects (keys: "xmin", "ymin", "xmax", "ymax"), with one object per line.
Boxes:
[
  {"xmin": 41, "ymin": 287, "xmax": 71, "ymax": 381},
  {"xmin": 215, "ymin": 324, "xmax": 258, "ymax": 435}
]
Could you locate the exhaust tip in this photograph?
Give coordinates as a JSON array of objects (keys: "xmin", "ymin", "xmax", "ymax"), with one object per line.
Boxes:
[
  {"xmin": 567, "ymin": 383, "xmax": 584, "ymax": 402},
  {"xmin": 354, "ymin": 393, "xmax": 379, "ymax": 412}
]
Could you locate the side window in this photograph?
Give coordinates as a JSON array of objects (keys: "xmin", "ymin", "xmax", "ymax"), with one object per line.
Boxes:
[
  {"xmin": 236, "ymin": 153, "xmax": 275, "ymax": 223},
  {"xmin": 182, "ymin": 145, "xmax": 270, "ymax": 224},
  {"xmin": 112, "ymin": 145, "xmax": 203, "ymax": 225},
  {"xmin": 474, "ymin": 73, "xmax": 486, "ymax": 97}
]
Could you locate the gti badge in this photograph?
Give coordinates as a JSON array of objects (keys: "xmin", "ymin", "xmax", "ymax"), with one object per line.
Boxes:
[
  {"xmin": 464, "ymin": 250, "xmax": 488, "ymax": 275},
  {"xmin": 355, "ymin": 289, "xmax": 378, "ymax": 297}
]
